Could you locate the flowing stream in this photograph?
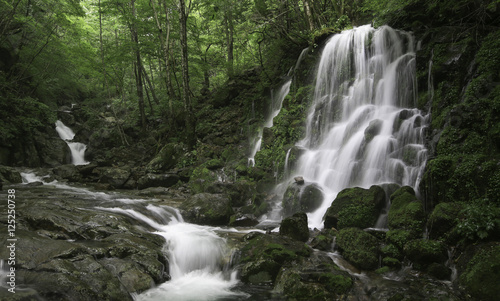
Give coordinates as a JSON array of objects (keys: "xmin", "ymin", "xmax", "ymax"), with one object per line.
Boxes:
[
  {"xmin": 55, "ymin": 120, "xmax": 89, "ymax": 165},
  {"xmin": 19, "ymin": 172, "xmax": 250, "ymax": 301},
  {"xmin": 272, "ymin": 25, "xmax": 429, "ymax": 229}
]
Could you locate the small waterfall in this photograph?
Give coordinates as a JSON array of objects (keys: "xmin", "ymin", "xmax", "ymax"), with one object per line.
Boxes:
[
  {"xmin": 55, "ymin": 120, "xmax": 89, "ymax": 165},
  {"xmin": 248, "ymin": 79, "xmax": 292, "ymax": 166},
  {"xmin": 95, "ymin": 205, "xmax": 246, "ymax": 301},
  {"xmin": 274, "ymin": 25, "xmax": 429, "ymax": 229}
]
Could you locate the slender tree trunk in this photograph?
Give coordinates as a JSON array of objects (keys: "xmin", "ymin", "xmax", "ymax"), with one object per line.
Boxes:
[
  {"xmin": 224, "ymin": 0, "xmax": 234, "ymax": 78},
  {"xmin": 141, "ymin": 64, "xmax": 159, "ymax": 104},
  {"xmin": 131, "ymin": 0, "xmax": 146, "ymax": 129},
  {"xmin": 98, "ymin": 0, "xmax": 110, "ymax": 97},
  {"xmin": 302, "ymin": 0, "xmax": 314, "ymax": 31},
  {"xmin": 179, "ymin": 0, "xmax": 196, "ymax": 149}
]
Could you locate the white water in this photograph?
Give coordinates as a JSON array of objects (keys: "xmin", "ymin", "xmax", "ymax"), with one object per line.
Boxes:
[
  {"xmin": 248, "ymin": 79, "xmax": 292, "ymax": 167},
  {"xmin": 96, "ymin": 206, "xmax": 247, "ymax": 301},
  {"xmin": 274, "ymin": 25, "xmax": 428, "ymax": 229},
  {"xmin": 20, "ymin": 171, "xmax": 247, "ymax": 300},
  {"xmin": 55, "ymin": 120, "xmax": 89, "ymax": 165}
]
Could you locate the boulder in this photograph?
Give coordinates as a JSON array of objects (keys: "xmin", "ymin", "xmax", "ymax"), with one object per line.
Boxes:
[
  {"xmin": 279, "ymin": 212, "xmax": 309, "ymax": 242},
  {"xmin": 138, "ymin": 173, "xmax": 180, "ymax": 189},
  {"xmin": 0, "ymin": 165, "xmax": 22, "ymax": 183},
  {"xmin": 336, "ymin": 228, "xmax": 380, "ymax": 270},
  {"xmin": 403, "ymin": 239, "xmax": 448, "ymax": 269},
  {"xmin": 238, "ymin": 232, "xmax": 312, "ymax": 285},
  {"xmin": 426, "ymin": 202, "xmax": 462, "ymax": 242},
  {"xmin": 274, "ymin": 252, "xmax": 353, "ymax": 300},
  {"xmin": 309, "ymin": 229, "xmax": 336, "ymax": 252},
  {"xmin": 180, "ymin": 193, "xmax": 234, "ymax": 226},
  {"xmin": 457, "ymin": 242, "xmax": 500, "ymax": 301},
  {"xmin": 364, "ymin": 119, "xmax": 383, "ymax": 142},
  {"xmin": 98, "ymin": 167, "xmax": 131, "ymax": 188},
  {"xmin": 323, "ymin": 185, "xmax": 386, "ymax": 230},
  {"xmin": 282, "ymin": 182, "xmax": 323, "ymax": 217},
  {"xmin": 53, "ymin": 164, "xmax": 82, "ymax": 182},
  {"xmin": 387, "ymin": 186, "xmax": 425, "ymax": 238}
]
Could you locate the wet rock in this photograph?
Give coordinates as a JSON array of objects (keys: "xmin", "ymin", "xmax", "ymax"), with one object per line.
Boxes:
[
  {"xmin": 387, "ymin": 186, "xmax": 425, "ymax": 238},
  {"xmin": 279, "ymin": 212, "xmax": 309, "ymax": 242},
  {"xmin": 309, "ymin": 229, "xmax": 336, "ymax": 251},
  {"xmin": 229, "ymin": 213, "xmax": 259, "ymax": 227},
  {"xmin": 180, "ymin": 193, "xmax": 234, "ymax": 226},
  {"xmin": 364, "ymin": 119, "xmax": 383, "ymax": 142},
  {"xmin": 53, "ymin": 164, "xmax": 82, "ymax": 182},
  {"xmin": 282, "ymin": 182, "xmax": 323, "ymax": 217},
  {"xmin": 0, "ymin": 192, "xmax": 169, "ymax": 301},
  {"xmin": 426, "ymin": 202, "xmax": 462, "ymax": 242},
  {"xmin": 137, "ymin": 173, "xmax": 180, "ymax": 189},
  {"xmin": 238, "ymin": 232, "xmax": 312, "ymax": 285},
  {"xmin": 457, "ymin": 242, "xmax": 500, "ymax": 301},
  {"xmin": 0, "ymin": 165, "xmax": 22, "ymax": 183},
  {"xmin": 294, "ymin": 176, "xmax": 305, "ymax": 184},
  {"xmin": 97, "ymin": 166, "xmax": 131, "ymax": 188},
  {"xmin": 274, "ymin": 252, "xmax": 353, "ymax": 300},
  {"xmin": 403, "ymin": 239, "xmax": 448, "ymax": 269},
  {"xmin": 336, "ymin": 228, "xmax": 380, "ymax": 270},
  {"xmin": 323, "ymin": 185, "xmax": 386, "ymax": 230}
]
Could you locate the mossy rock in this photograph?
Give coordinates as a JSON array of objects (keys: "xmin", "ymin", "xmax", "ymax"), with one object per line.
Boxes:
[
  {"xmin": 309, "ymin": 229, "xmax": 336, "ymax": 251},
  {"xmin": 385, "ymin": 229, "xmax": 412, "ymax": 250},
  {"xmin": 426, "ymin": 263, "xmax": 451, "ymax": 280},
  {"xmin": 180, "ymin": 193, "xmax": 234, "ymax": 226},
  {"xmin": 403, "ymin": 239, "xmax": 448, "ymax": 269},
  {"xmin": 387, "ymin": 186, "xmax": 425, "ymax": 238},
  {"xmin": 239, "ymin": 232, "xmax": 312, "ymax": 285},
  {"xmin": 381, "ymin": 243, "xmax": 403, "ymax": 260},
  {"xmin": 188, "ymin": 165, "xmax": 218, "ymax": 194},
  {"xmin": 336, "ymin": 228, "xmax": 380, "ymax": 270},
  {"xmin": 426, "ymin": 202, "xmax": 462, "ymax": 241},
  {"xmin": 279, "ymin": 212, "xmax": 309, "ymax": 242},
  {"xmin": 282, "ymin": 182, "xmax": 324, "ymax": 217},
  {"xmin": 458, "ymin": 243, "xmax": 500, "ymax": 301},
  {"xmin": 274, "ymin": 252, "xmax": 352, "ymax": 300},
  {"xmin": 324, "ymin": 185, "xmax": 386, "ymax": 230}
]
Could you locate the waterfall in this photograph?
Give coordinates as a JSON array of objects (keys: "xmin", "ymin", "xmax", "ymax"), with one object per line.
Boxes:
[
  {"xmin": 278, "ymin": 25, "xmax": 428, "ymax": 228},
  {"xmin": 55, "ymin": 120, "xmax": 89, "ymax": 165},
  {"xmin": 96, "ymin": 205, "xmax": 246, "ymax": 301},
  {"xmin": 248, "ymin": 79, "xmax": 292, "ymax": 166}
]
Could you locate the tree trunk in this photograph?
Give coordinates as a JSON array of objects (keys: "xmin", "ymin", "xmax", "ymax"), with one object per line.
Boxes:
[
  {"xmin": 131, "ymin": 0, "xmax": 146, "ymax": 129},
  {"xmin": 98, "ymin": 0, "xmax": 110, "ymax": 97},
  {"xmin": 224, "ymin": 0, "xmax": 234, "ymax": 78},
  {"xmin": 302, "ymin": 0, "xmax": 314, "ymax": 31},
  {"xmin": 179, "ymin": 0, "xmax": 196, "ymax": 149}
]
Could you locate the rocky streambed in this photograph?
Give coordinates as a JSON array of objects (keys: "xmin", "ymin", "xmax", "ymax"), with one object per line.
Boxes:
[{"xmin": 1, "ymin": 168, "xmax": 478, "ymax": 301}]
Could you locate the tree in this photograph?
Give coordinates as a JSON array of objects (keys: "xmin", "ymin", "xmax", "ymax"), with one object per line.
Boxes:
[{"xmin": 179, "ymin": 0, "xmax": 196, "ymax": 148}]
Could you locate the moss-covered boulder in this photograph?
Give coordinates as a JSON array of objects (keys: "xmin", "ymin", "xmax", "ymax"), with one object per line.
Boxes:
[
  {"xmin": 309, "ymin": 229, "xmax": 336, "ymax": 251},
  {"xmin": 180, "ymin": 193, "xmax": 234, "ymax": 226},
  {"xmin": 274, "ymin": 253, "xmax": 353, "ymax": 300},
  {"xmin": 426, "ymin": 202, "xmax": 462, "ymax": 241},
  {"xmin": 279, "ymin": 212, "xmax": 309, "ymax": 242},
  {"xmin": 387, "ymin": 186, "xmax": 425, "ymax": 238},
  {"xmin": 336, "ymin": 228, "xmax": 380, "ymax": 270},
  {"xmin": 323, "ymin": 185, "xmax": 386, "ymax": 230},
  {"xmin": 403, "ymin": 239, "xmax": 448, "ymax": 269},
  {"xmin": 239, "ymin": 232, "xmax": 312, "ymax": 285},
  {"xmin": 282, "ymin": 182, "xmax": 323, "ymax": 217},
  {"xmin": 457, "ymin": 243, "xmax": 500, "ymax": 301}
]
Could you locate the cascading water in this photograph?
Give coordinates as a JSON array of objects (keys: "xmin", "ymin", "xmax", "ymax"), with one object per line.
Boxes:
[
  {"xmin": 55, "ymin": 120, "xmax": 89, "ymax": 165},
  {"xmin": 248, "ymin": 79, "xmax": 292, "ymax": 166},
  {"xmin": 96, "ymin": 205, "xmax": 246, "ymax": 301},
  {"xmin": 276, "ymin": 25, "xmax": 429, "ymax": 229}
]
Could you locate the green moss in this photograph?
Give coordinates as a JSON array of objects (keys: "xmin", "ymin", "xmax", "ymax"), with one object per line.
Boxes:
[
  {"xmin": 404, "ymin": 239, "xmax": 448, "ymax": 269},
  {"xmin": 318, "ymin": 273, "xmax": 352, "ymax": 293},
  {"xmin": 387, "ymin": 187, "xmax": 425, "ymax": 238},
  {"xmin": 375, "ymin": 266, "xmax": 391, "ymax": 274},
  {"xmin": 385, "ymin": 230, "xmax": 412, "ymax": 250},
  {"xmin": 337, "ymin": 228, "xmax": 380, "ymax": 270},
  {"xmin": 459, "ymin": 243, "xmax": 500, "ymax": 301}
]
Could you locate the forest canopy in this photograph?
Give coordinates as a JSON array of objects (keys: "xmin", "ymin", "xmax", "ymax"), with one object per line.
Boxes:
[{"xmin": 1, "ymin": 0, "xmax": 498, "ymax": 145}]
